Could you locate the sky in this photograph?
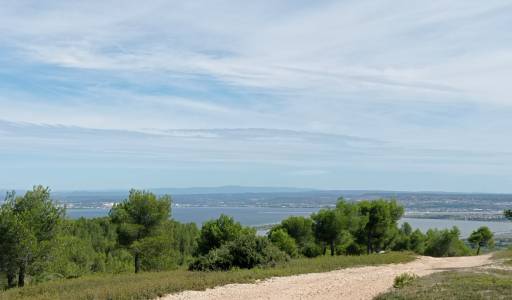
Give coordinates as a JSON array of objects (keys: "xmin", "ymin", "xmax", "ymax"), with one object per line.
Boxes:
[{"xmin": 1, "ymin": 0, "xmax": 512, "ymax": 192}]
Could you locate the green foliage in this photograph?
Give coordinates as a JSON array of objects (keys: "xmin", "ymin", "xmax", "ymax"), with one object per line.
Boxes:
[
  {"xmin": 133, "ymin": 236, "xmax": 179, "ymax": 271},
  {"xmin": 110, "ymin": 190, "xmax": 171, "ymax": 273},
  {"xmin": 196, "ymin": 214, "xmax": 247, "ymax": 255},
  {"xmin": 409, "ymin": 229, "xmax": 426, "ymax": 254},
  {"xmin": 392, "ymin": 223, "xmax": 426, "ymax": 254},
  {"xmin": 0, "ymin": 185, "xmax": 476, "ymax": 295},
  {"xmin": 40, "ymin": 235, "xmax": 101, "ymax": 279},
  {"xmin": 276, "ymin": 216, "xmax": 314, "ymax": 247},
  {"xmin": 357, "ymin": 199, "xmax": 404, "ymax": 254},
  {"xmin": 190, "ymin": 219, "xmax": 288, "ymax": 271},
  {"xmin": 393, "ymin": 273, "xmax": 418, "ymax": 288},
  {"xmin": 301, "ymin": 242, "xmax": 323, "ymax": 257},
  {"xmin": 312, "ymin": 209, "xmax": 343, "ymax": 255},
  {"xmin": 269, "ymin": 229, "xmax": 299, "ymax": 257},
  {"xmin": 504, "ymin": 209, "xmax": 512, "ymax": 221},
  {"xmin": 468, "ymin": 226, "xmax": 494, "ymax": 255},
  {"xmin": 0, "ymin": 186, "xmax": 65, "ymax": 287},
  {"xmin": 0, "ymin": 252, "xmax": 415, "ymax": 300},
  {"xmin": 424, "ymin": 227, "xmax": 470, "ymax": 257}
]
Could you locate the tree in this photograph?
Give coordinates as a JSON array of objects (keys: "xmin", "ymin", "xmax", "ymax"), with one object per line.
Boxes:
[
  {"xmin": 0, "ymin": 206, "xmax": 20, "ymax": 288},
  {"xmin": 196, "ymin": 214, "xmax": 248, "ymax": 255},
  {"xmin": 312, "ymin": 209, "xmax": 342, "ymax": 256},
  {"xmin": 109, "ymin": 189, "xmax": 171, "ymax": 273},
  {"xmin": 504, "ymin": 210, "xmax": 512, "ymax": 221},
  {"xmin": 276, "ymin": 216, "xmax": 314, "ymax": 248},
  {"xmin": 357, "ymin": 199, "xmax": 404, "ymax": 254},
  {"xmin": 268, "ymin": 228, "xmax": 298, "ymax": 257},
  {"xmin": 468, "ymin": 226, "xmax": 494, "ymax": 255},
  {"xmin": 392, "ymin": 223, "xmax": 412, "ymax": 251},
  {"xmin": 0, "ymin": 186, "xmax": 64, "ymax": 287},
  {"xmin": 424, "ymin": 227, "xmax": 470, "ymax": 257},
  {"xmin": 409, "ymin": 229, "xmax": 426, "ymax": 254}
]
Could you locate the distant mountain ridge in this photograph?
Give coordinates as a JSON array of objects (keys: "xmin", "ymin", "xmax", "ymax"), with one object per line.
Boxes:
[{"xmin": 0, "ymin": 186, "xmax": 318, "ymax": 202}]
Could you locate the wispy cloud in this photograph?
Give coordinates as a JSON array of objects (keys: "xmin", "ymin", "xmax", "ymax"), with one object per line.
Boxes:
[{"xmin": 1, "ymin": 1, "xmax": 512, "ymax": 191}]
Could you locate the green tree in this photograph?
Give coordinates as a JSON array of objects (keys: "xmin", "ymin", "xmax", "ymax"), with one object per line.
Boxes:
[
  {"xmin": 392, "ymin": 222, "xmax": 414, "ymax": 251},
  {"xmin": 277, "ymin": 216, "xmax": 314, "ymax": 248},
  {"xmin": 504, "ymin": 209, "xmax": 512, "ymax": 221},
  {"xmin": 312, "ymin": 209, "xmax": 342, "ymax": 256},
  {"xmin": 468, "ymin": 226, "xmax": 494, "ymax": 255},
  {"xmin": 357, "ymin": 199, "xmax": 404, "ymax": 254},
  {"xmin": 0, "ymin": 205, "xmax": 20, "ymax": 288},
  {"xmin": 409, "ymin": 229, "xmax": 426, "ymax": 254},
  {"xmin": 0, "ymin": 186, "xmax": 64, "ymax": 287},
  {"xmin": 268, "ymin": 228, "xmax": 298, "ymax": 257},
  {"xmin": 424, "ymin": 227, "xmax": 470, "ymax": 257},
  {"xmin": 196, "ymin": 214, "xmax": 248, "ymax": 255},
  {"xmin": 109, "ymin": 189, "xmax": 171, "ymax": 273}
]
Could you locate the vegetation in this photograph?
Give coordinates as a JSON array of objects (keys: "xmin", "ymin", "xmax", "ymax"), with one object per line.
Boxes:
[
  {"xmin": 0, "ymin": 252, "xmax": 415, "ymax": 300},
  {"xmin": 423, "ymin": 227, "xmax": 470, "ymax": 257},
  {"xmin": 0, "ymin": 186, "xmax": 65, "ymax": 287},
  {"xmin": 379, "ymin": 249, "xmax": 512, "ymax": 300},
  {"xmin": 468, "ymin": 226, "xmax": 494, "ymax": 255},
  {"xmin": 376, "ymin": 269, "xmax": 512, "ymax": 300},
  {"xmin": 270, "ymin": 197, "xmax": 468, "ymax": 259},
  {"xmin": 504, "ymin": 209, "xmax": 512, "ymax": 221},
  {"xmin": 0, "ymin": 187, "xmax": 198, "ymax": 289},
  {"xmin": 393, "ymin": 273, "xmax": 418, "ymax": 289},
  {"xmin": 110, "ymin": 189, "xmax": 172, "ymax": 273},
  {"xmin": 0, "ymin": 186, "xmax": 478, "ymax": 298}
]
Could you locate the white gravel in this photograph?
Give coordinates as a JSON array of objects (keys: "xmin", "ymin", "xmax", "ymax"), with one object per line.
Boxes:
[{"xmin": 160, "ymin": 254, "xmax": 492, "ymax": 300}]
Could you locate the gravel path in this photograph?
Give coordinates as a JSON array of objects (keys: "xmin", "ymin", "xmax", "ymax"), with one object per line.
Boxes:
[{"xmin": 160, "ymin": 254, "xmax": 492, "ymax": 300}]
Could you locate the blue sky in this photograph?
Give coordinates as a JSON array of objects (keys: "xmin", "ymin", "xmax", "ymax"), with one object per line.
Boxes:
[{"xmin": 1, "ymin": 1, "xmax": 512, "ymax": 191}]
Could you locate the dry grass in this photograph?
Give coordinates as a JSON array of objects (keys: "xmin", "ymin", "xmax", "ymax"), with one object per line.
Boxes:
[{"xmin": 0, "ymin": 252, "xmax": 415, "ymax": 300}]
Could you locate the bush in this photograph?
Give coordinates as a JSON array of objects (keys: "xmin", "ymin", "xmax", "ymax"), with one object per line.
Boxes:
[
  {"xmin": 424, "ymin": 227, "xmax": 470, "ymax": 257},
  {"xmin": 269, "ymin": 229, "xmax": 299, "ymax": 258},
  {"xmin": 189, "ymin": 234, "xmax": 288, "ymax": 271},
  {"xmin": 188, "ymin": 245, "xmax": 233, "ymax": 271},
  {"xmin": 134, "ymin": 236, "xmax": 180, "ymax": 271},
  {"xmin": 344, "ymin": 241, "xmax": 366, "ymax": 255},
  {"xmin": 196, "ymin": 214, "xmax": 248, "ymax": 255},
  {"xmin": 105, "ymin": 249, "xmax": 134, "ymax": 273},
  {"xmin": 302, "ymin": 242, "xmax": 323, "ymax": 258},
  {"xmin": 393, "ymin": 273, "xmax": 418, "ymax": 288}
]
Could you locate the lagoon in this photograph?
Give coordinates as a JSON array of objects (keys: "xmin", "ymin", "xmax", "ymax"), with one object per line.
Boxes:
[{"xmin": 66, "ymin": 207, "xmax": 511, "ymax": 238}]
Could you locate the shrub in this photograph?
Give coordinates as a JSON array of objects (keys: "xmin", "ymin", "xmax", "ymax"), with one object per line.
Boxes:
[
  {"xmin": 188, "ymin": 245, "xmax": 233, "ymax": 271},
  {"xmin": 196, "ymin": 214, "xmax": 248, "ymax": 255},
  {"xmin": 277, "ymin": 216, "xmax": 314, "ymax": 247},
  {"xmin": 189, "ymin": 234, "xmax": 288, "ymax": 271},
  {"xmin": 424, "ymin": 227, "xmax": 470, "ymax": 257},
  {"xmin": 269, "ymin": 229, "xmax": 299, "ymax": 257},
  {"xmin": 393, "ymin": 273, "xmax": 418, "ymax": 288},
  {"xmin": 344, "ymin": 241, "xmax": 366, "ymax": 255},
  {"xmin": 302, "ymin": 242, "xmax": 323, "ymax": 258}
]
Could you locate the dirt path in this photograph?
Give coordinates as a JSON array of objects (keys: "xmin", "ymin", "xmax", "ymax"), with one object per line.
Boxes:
[{"xmin": 160, "ymin": 254, "xmax": 492, "ymax": 300}]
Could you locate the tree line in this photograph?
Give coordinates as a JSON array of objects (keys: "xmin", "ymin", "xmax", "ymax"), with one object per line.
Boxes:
[{"xmin": 0, "ymin": 186, "xmax": 497, "ymax": 289}]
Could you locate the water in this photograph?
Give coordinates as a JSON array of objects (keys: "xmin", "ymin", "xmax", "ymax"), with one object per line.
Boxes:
[
  {"xmin": 400, "ymin": 218, "xmax": 512, "ymax": 238},
  {"xmin": 66, "ymin": 207, "xmax": 512, "ymax": 238},
  {"xmin": 66, "ymin": 207, "xmax": 317, "ymax": 226}
]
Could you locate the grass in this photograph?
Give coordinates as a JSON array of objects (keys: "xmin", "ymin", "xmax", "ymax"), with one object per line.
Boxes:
[
  {"xmin": 493, "ymin": 248, "xmax": 512, "ymax": 267},
  {"xmin": 375, "ymin": 269, "xmax": 512, "ymax": 300},
  {"xmin": 492, "ymin": 248, "xmax": 512, "ymax": 260},
  {"xmin": 0, "ymin": 252, "xmax": 415, "ymax": 300},
  {"xmin": 393, "ymin": 273, "xmax": 418, "ymax": 289},
  {"xmin": 377, "ymin": 249, "xmax": 512, "ymax": 300}
]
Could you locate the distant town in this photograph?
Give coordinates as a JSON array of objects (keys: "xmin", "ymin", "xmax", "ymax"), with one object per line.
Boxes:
[{"xmin": 3, "ymin": 188, "xmax": 510, "ymax": 222}]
